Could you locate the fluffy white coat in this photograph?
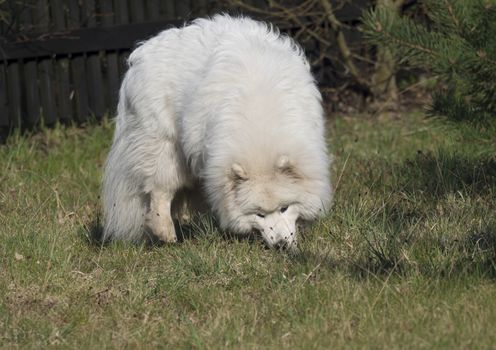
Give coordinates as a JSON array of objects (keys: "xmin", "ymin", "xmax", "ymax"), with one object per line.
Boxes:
[{"xmin": 102, "ymin": 14, "xmax": 332, "ymax": 248}]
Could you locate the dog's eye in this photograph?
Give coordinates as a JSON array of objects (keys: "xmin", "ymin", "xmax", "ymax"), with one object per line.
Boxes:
[
  {"xmin": 256, "ymin": 213, "xmax": 265, "ymax": 218},
  {"xmin": 280, "ymin": 206, "xmax": 288, "ymax": 213}
]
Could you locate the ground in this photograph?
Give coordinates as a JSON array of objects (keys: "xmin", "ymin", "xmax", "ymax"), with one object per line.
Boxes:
[{"xmin": 1, "ymin": 112, "xmax": 495, "ymax": 349}]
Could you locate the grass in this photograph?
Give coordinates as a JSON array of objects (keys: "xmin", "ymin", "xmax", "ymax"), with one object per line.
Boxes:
[{"xmin": 1, "ymin": 113, "xmax": 495, "ymax": 349}]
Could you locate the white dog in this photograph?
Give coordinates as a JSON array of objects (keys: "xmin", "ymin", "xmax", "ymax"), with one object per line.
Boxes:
[{"xmin": 102, "ymin": 14, "xmax": 332, "ymax": 249}]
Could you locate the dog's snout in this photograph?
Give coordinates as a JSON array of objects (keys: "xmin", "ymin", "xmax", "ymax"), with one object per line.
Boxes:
[{"xmin": 273, "ymin": 238, "xmax": 288, "ymax": 250}]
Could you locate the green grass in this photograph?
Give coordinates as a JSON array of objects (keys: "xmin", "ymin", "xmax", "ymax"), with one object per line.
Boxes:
[{"xmin": 1, "ymin": 113, "xmax": 495, "ymax": 349}]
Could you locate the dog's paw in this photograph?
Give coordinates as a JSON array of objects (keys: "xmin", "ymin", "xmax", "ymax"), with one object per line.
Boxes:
[{"xmin": 145, "ymin": 211, "xmax": 177, "ymax": 243}]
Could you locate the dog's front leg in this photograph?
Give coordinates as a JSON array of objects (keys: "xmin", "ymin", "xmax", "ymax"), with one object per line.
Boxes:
[{"xmin": 145, "ymin": 190, "xmax": 177, "ymax": 243}]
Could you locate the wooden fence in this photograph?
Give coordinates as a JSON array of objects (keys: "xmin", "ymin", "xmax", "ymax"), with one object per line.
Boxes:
[
  {"xmin": 0, "ymin": 0, "xmax": 364, "ymax": 131},
  {"xmin": 0, "ymin": 0, "xmax": 216, "ymax": 130}
]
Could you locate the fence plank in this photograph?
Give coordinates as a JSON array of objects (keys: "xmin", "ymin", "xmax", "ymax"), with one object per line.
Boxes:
[
  {"xmin": 106, "ymin": 52, "xmax": 120, "ymax": 115},
  {"xmin": 118, "ymin": 51, "xmax": 129, "ymax": 81},
  {"xmin": 19, "ymin": 0, "xmax": 32, "ymax": 33},
  {"xmin": 0, "ymin": 64, "xmax": 9, "ymax": 128},
  {"xmin": 101, "ymin": 0, "xmax": 115, "ymax": 27},
  {"xmin": 87, "ymin": 53, "xmax": 106, "ymax": 118},
  {"xmin": 83, "ymin": 0, "xmax": 104, "ymax": 119},
  {"xmin": 39, "ymin": 59, "xmax": 57, "ymax": 125},
  {"xmin": 56, "ymin": 58, "xmax": 72, "ymax": 123},
  {"xmin": 130, "ymin": 2, "xmax": 145, "ymax": 22},
  {"xmin": 147, "ymin": 0, "xmax": 161, "ymax": 21},
  {"xmin": 24, "ymin": 61, "xmax": 41, "ymax": 127},
  {"xmin": 102, "ymin": 0, "xmax": 119, "ymax": 115},
  {"xmin": 176, "ymin": 1, "xmax": 191, "ymax": 19},
  {"xmin": 195, "ymin": 0, "xmax": 208, "ymax": 15},
  {"xmin": 51, "ymin": 0, "xmax": 65, "ymax": 29},
  {"xmin": 163, "ymin": 2, "xmax": 176, "ymax": 19},
  {"xmin": 31, "ymin": 0, "xmax": 55, "ymax": 126},
  {"xmin": 36, "ymin": 0, "xmax": 50, "ymax": 32},
  {"xmin": 71, "ymin": 55, "xmax": 89, "ymax": 122},
  {"xmin": 0, "ymin": 1, "xmax": 6, "ymax": 35},
  {"xmin": 6, "ymin": 62, "xmax": 22, "ymax": 128},
  {"xmin": 51, "ymin": 0, "xmax": 72, "ymax": 124},
  {"xmin": 67, "ymin": 0, "xmax": 82, "ymax": 124},
  {"xmin": 83, "ymin": 0, "xmax": 96, "ymax": 26},
  {"xmin": 67, "ymin": 0, "xmax": 81, "ymax": 29},
  {"xmin": 114, "ymin": 0, "xmax": 130, "ymax": 25}
]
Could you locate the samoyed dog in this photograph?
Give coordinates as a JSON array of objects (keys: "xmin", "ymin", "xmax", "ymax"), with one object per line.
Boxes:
[{"xmin": 102, "ymin": 14, "xmax": 332, "ymax": 249}]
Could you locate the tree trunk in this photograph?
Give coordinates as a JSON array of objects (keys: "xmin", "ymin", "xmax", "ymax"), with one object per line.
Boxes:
[{"xmin": 371, "ymin": 0, "xmax": 403, "ymax": 109}]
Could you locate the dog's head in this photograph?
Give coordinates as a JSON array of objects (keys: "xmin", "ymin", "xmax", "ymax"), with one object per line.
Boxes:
[{"xmin": 215, "ymin": 154, "xmax": 327, "ymax": 250}]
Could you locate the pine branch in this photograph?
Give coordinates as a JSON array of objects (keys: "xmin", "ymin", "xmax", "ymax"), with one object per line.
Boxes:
[
  {"xmin": 443, "ymin": 0, "xmax": 460, "ymax": 29},
  {"xmin": 363, "ymin": 8, "xmax": 442, "ymax": 64},
  {"xmin": 364, "ymin": 0, "xmax": 496, "ymax": 122}
]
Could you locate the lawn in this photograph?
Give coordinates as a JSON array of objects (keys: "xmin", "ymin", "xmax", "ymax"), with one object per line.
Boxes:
[{"xmin": 1, "ymin": 113, "xmax": 495, "ymax": 349}]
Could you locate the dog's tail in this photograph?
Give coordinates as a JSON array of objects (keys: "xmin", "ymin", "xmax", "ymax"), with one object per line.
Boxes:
[{"xmin": 102, "ymin": 138, "xmax": 147, "ymax": 243}]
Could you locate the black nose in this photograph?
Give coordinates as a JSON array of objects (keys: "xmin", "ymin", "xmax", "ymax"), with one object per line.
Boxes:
[{"xmin": 273, "ymin": 239, "xmax": 288, "ymax": 250}]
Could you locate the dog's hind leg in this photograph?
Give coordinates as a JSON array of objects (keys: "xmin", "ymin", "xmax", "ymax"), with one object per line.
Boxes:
[
  {"xmin": 145, "ymin": 189, "xmax": 177, "ymax": 242},
  {"xmin": 142, "ymin": 136, "xmax": 193, "ymax": 243}
]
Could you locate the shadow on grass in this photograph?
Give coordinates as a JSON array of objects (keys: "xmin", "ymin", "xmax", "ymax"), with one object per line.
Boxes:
[
  {"xmin": 400, "ymin": 152, "xmax": 496, "ymax": 278},
  {"xmin": 80, "ymin": 187, "xmax": 215, "ymax": 248},
  {"xmin": 288, "ymin": 248, "xmax": 339, "ymax": 272},
  {"xmin": 431, "ymin": 224, "xmax": 496, "ymax": 279},
  {"xmin": 342, "ymin": 240, "xmax": 495, "ymax": 281},
  {"xmin": 80, "ymin": 216, "xmax": 209, "ymax": 249},
  {"xmin": 80, "ymin": 214, "xmax": 107, "ymax": 249},
  {"xmin": 347, "ymin": 217, "xmax": 496, "ymax": 280},
  {"xmin": 342, "ymin": 151, "xmax": 496, "ymax": 278},
  {"xmin": 400, "ymin": 150, "xmax": 496, "ymax": 197},
  {"xmin": 80, "ymin": 210, "xmax": 260, "ymax": 250}
]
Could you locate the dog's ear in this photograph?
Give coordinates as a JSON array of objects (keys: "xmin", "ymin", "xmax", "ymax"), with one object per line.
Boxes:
[
  {"xmin": 276, "ymin": 155, "xmax": 302, "ymax": 179},
  {"xmin": 231, "ymin": 163, "xmax": 248, "ymax": 182}
]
